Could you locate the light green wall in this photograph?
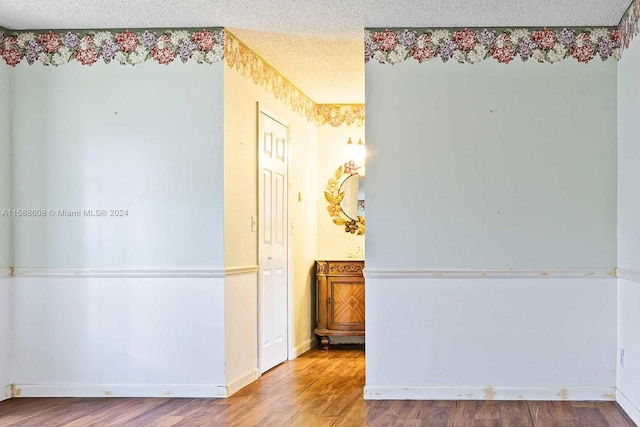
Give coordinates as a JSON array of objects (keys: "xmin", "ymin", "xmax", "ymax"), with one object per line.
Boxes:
[
  {"xmin": 366, "ymin": 59, "xmax": 617, "ymax": 269},
  {"xmin": 618, "ymin": 41, "xmax": 640, "ymax": 272},
  {"xmin": 0, "ymin": 64, "xmax": 11, "ymax": 268},
  {"xmin": 10, "ymin": 61, "xmax": 225, "ymax": 269}
]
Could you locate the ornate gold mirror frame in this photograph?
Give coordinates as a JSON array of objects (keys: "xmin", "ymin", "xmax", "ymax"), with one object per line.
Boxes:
[{"xmin": 325, "ymin": 162, "xmax": 365, "ymax": 235}]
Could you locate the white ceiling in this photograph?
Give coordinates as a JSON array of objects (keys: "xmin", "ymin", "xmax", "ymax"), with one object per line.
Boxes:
[{"xmin": 0, "ymin": 0, "xmax": 632, "ymax": 103}]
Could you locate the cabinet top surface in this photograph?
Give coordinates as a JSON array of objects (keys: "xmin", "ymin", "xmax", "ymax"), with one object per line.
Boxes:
[
  {"xmin": 316, "ymin": 260, "xmax": 365, "ymax": 276},
  {"xmin": 315, "ymin": 259, "xmax": 364, "ymax": 263}
]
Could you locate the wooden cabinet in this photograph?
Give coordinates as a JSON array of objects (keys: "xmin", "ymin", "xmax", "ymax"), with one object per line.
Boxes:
[{"xmin": 314, "ymin": 260, "xmax": 365, "ymax": 350}]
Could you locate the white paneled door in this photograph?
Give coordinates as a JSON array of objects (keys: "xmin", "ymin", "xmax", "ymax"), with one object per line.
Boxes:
[{"xmin": 258, "ymin": 108, "xmax": 289, "ymax": 375}]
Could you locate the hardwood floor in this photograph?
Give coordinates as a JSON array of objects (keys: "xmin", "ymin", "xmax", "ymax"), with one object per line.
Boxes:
[{"xmin": 0, "ymin": 345, "xmax": 635, "ymax": 426}]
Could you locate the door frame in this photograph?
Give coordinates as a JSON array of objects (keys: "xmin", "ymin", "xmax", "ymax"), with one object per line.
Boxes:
[{"xmin": 256, "ymin": 103, "xmax": 293, "ymax": 376}]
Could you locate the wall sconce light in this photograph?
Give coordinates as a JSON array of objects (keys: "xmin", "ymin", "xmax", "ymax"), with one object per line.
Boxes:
[{"xmin": 344, "ymin": 137, "xmax": 366, "ymax": 177}]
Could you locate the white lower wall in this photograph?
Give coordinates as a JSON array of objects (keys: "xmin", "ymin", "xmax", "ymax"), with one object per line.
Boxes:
[
  {"xmin": 224, "ymin": 271, "xmax": 258, "ymax": 396},
  {"xmin": 11, "ymin": 276, "xmax": 226, "ymax": 398},
  {"xmin": 364, "ymin": 275, "xmax": 617, "ymax": 400},
  {"xmin": 617, "ymin": 277, "xmax": 640, "ymax": 425}
]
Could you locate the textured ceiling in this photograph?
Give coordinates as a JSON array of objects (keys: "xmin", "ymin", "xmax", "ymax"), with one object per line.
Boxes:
[
  {"xmin": 229, "ymin": 29, "xmax": 364, "ymax": 104},
  {"xmin": 0, "ymin": 0, "xmax": 632, "ymax": 103}
]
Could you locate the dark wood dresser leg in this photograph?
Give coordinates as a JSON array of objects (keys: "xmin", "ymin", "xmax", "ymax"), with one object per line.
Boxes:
[{"xmin": 321, "ymin": 336, "xmax": 331, "ymax": 351}]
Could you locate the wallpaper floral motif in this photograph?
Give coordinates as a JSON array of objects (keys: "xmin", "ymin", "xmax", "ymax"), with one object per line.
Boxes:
[
  {"xmin": 225, "ymin": 31, "xmax": 365, "ymax": 127},
  {"xmin": 224, "ymin": 31, "xmax": 316, "ymax": 122},
  {"xmin": 365, "ymin": 27, "xmax": 621, "ymax": 64},
  {"xmin": 619, "ymin": 0, "xmax": 640, "ymax": 51},
  {"xmin": 315, "ymin": 104, "xmax": 365, "ymax": 127},
  {"xmin": 0, "ymin": 28, "xmax": 224, "ymax": 66}
]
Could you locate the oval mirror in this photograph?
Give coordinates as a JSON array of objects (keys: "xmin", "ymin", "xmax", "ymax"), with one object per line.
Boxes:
[
  {"xmin": 339, "ymin": 174, "xmax": 364, "ymax": 221},
  {"xmin": 324, "ymin": 164, "xmax": 365, "ymax": 235}
]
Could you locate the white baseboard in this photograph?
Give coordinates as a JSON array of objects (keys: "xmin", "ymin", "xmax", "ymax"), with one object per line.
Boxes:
[
  {"xmin": 363, "ymin": 385, "xmax": 617, "ymax": 401},
  {"xmin": 12, "ymin": 383, "xmax": 227, "ymax": 398},
  {"xmin": 226, "ymin": 369, "xmax": 258, "ymax": 396},
  {"xmin": 1, "ymin": 384, "xmax": 11, "ymax": 401},
  {"xmin": 289, "ymin": 337, "xmax": 317, "ymax": 359},
  {"xmin": 617, "ymin": 389, "xmax": 640, "ymax": 426}
]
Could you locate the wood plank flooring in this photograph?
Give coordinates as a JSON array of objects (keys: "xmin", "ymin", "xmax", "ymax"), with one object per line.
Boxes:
[{"xmin": 0, "ymin": 345, "xmax": 636, "ymax": 426}]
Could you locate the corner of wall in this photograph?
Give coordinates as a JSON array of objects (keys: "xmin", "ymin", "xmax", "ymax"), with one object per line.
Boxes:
[
  {"xmin": 617, "ymin": 386, "xmax": 640, "ymax": 426},
  {"xmin": 0, "ymin": 46, "xmax": 14, "ymax": 401},
  {"xmin": 222, "ymin": 34, "xmax": 324, "ymax": 364},
  {"xmin": 616, "ymin": 10, "xmax": 640, "ymax": 423}
]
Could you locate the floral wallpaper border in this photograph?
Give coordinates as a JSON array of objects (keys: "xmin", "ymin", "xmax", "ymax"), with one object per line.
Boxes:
[
  {"xmin": 365, "ymin": 27, "xmax": 621, "ymax": 64},
  {"xmin": 315, "ymin": 104, "xmax": 365, "ymax": 127},
  {"xmin": 225, "ymin": 31, "xmax": 365, "ymax": 127},
  {"xmin": 619, "ymin": 0, "xmax": 640, "ymax": 51},
  {"xmin": 225, "ymin": 30, "xmax": 315, "ymax": 122},
  {"xmin": 0, "ymin": 27, "xmax": 224, "ymax": 66}
]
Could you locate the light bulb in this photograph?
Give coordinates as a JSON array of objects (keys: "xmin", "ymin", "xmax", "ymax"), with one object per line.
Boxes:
[
  {"xmin": 354, "ymin": 138, "xmax": 366, "ymax": 167},
  {"xmin": 344, "ymin": 137, "xmax": 356, "ymax": 162}
]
